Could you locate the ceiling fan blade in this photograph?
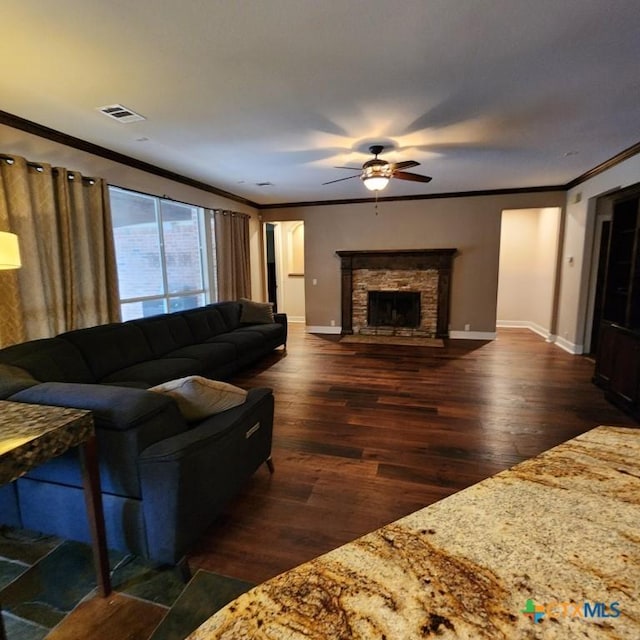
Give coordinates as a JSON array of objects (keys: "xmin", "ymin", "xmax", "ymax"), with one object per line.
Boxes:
[
  {"xmin": 322, "ymin": 174, "xmax": 360, "ymax": 185},
  {"xmin": 393, "ymin": 171, "xmax": 432, "ymax": 183},
  {"xmin": 334, "ymin": 165, "xmax": 363, "ymax": 170},
  {"xmin": 392, "ymin": 160, "xmax": 420, "ymax": 171}
]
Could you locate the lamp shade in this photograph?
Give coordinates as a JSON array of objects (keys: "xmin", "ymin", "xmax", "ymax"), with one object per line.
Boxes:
[{"xmin": 0, "ymin": 231, "xmax": 21, "ymax": 269}]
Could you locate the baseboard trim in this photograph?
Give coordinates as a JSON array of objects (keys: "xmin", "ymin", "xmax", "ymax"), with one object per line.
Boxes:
[
  {"xmin": 496, "ymin": 321, "xmax": 583, "ymax": 354},
  {"xmin": 449, "ymin": 331, "xmax": 497, "ymax": 340},
  {"xmin": 497, "ymin": 320, "xmax": 551, "ymax": 340},
  {"xmin": 554, "ymin": 335, "xmax": 584, "ymax": 355},
  {"xmin": 287, "ymin": 316, "xmax": 305, "ymax": 324},
  {"xmin": 306, "ymin": 325, "xmax": 342, "ymax": 335},
  {"xmin": 305, "ymin": 324, "xmax": 582, "ymax": 350}
]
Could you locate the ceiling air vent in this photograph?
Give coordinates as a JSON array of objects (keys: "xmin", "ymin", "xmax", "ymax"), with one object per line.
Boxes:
[{"xmin": 97, "ymin": 104, "xmax": 146, "ymax": 123}]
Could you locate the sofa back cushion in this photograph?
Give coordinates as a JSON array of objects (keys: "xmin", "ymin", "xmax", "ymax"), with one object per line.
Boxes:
[
  {"xmin": 165, "ymin": 314, "xmax": 195, "ymax": 348},
  {"xmin": 62, "ymin": 323, "xmax": 154, "ymax": 381},
  {"xmin": 134, "ymin": 314, "xmax": 195, "ymax": 357},
  {"xmin": 182, "ymin": 307, "xmax": 227, "ymax": 341},
  {"xmin": 0, "ymin": 338, "xmax": 95, "ymax": 383},
  {"xmin": 212, "ymin": 301, "xmax": 242, "ymax": 331},
  {"xmin": 132, "ymin": 315, "xmax": 174, "ymax": 357}
]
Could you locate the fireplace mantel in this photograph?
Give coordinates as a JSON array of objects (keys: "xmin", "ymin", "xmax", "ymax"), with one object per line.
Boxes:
[{"xmin": 336, "ymin": 249, "xmax": 457, "ymax": 337}]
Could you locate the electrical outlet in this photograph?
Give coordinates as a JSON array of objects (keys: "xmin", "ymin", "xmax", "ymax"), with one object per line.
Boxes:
[{"xmin": 465, "ymin": 323, "xmax": 471, "ymax": 331}]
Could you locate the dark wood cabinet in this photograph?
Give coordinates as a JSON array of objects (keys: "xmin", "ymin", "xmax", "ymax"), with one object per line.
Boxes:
[
  {"xmin": 593, "ymin": 184, "xmax": 640, "ymax": 420},
  {"xmin": 595, "ymin": 322, "xmax": 640, "ymax": 415}
]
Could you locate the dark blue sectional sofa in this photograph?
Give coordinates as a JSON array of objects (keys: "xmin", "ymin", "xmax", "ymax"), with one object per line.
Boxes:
[{"xmin": 0, "ymin": 301, "xmax": 287, "ymax": 564}]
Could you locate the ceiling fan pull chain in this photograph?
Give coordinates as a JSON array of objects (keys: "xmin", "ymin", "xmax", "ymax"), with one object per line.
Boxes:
[{"xmin": 375, "ymin": 189, "xmax": 379, "ymax": 215}]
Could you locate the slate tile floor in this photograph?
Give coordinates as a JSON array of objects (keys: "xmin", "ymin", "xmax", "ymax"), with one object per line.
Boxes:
[{"xmin": 0, "ymin": 527, "xmax": 253, "ymax": 640}]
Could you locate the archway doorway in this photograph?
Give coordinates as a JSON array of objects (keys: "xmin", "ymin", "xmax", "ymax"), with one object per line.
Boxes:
[{"xmin": 263, "ymin": 221, "xmax": 306, "ymax": 323}]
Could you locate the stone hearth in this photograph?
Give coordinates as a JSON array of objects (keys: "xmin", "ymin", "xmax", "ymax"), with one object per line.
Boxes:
[{"xmin": 336, "ymin": 249, "xmax": 456, "ymax": 338}]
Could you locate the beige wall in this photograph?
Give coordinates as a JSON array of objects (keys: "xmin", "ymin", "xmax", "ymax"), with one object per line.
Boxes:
[
  {"xmin": 5, "ymin": 118, "xmax": 638, "ymax": 346},
  {"xmin": 497, "ymin": 208, "xmax": 561, "ymax": 335},
  {"xmin": 262, "ymin": 192, "xmax": 565, "ymax": 334},
  {"xmin": 0, "ymin": 123, "xmax": 264, "ymax": 298},
  {"xmin": 559, "ymin": 153, "xmax": 640, "ymax": 353}
]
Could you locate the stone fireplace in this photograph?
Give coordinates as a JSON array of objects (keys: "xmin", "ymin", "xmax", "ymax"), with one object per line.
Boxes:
[{"xmin": 336, "ymin": 249, "xmax": 456, "ymax": 338}]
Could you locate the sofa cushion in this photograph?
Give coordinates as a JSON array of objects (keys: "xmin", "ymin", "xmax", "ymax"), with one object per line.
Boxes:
[
  {"xmin": 0, "ymin": 338, "xmax": 95, "ymax": 383},
  {"xmin": 134, "ymin": 314, "xmax": 195, "ymax": 357},
  {"xmin": 100, "ymin": 357, "xmax": 204, "ymax": 387},
  {"xmin": 236, "ymin": 323, "xmax": 285, "ymax": 342},
  {"xmin": 213, "ymin": 301, "xmax": 242, "ymax": 331},
  {"xmin": 209, "ymin": 330, "xmax": 265, "ymax": 355},
  {"xmin": 149, "ymin": 376, "xmax": 248, "ymax": 422},
  {"xmin": 134, "ymin": 315, "xmax": 177, "ymax": 356},
  {"xmin": 168, "ymin": 342, "xmax": 237, "ymax": 371},
  {"xmin": 62, "ymin": 323, "xmax": 154, "ymax": 380},
  {"xmin": 165, "ymin": 314, "xmax": 195, "ymax": 348},
  {"xmin": 240, "ymin": 298, "xmax": 275, "ymax": 324},
  {"xmin": 182, "ymin": 310, "xmax": 210, "ymax": 342},
  {"xmin": 10, "ymin": 382, "xmax": 179, "ymax": 432},
  {"xmin": 204, "ymin": 308, "xmax": 228, "ymax": 335}
]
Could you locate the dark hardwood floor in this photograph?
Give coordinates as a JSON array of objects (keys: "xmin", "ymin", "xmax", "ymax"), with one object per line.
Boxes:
[
  {"xmin": 23, "ymin": 324, "xmax": 636, "ymax": 640},
  {"xmin": 187, "ymin": 325, "xmax": 637, "ymax": 585}
]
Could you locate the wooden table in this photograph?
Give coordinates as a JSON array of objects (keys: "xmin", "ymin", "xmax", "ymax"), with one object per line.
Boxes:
[
  {"xmin": 0, "ymin": 400, "xmax": 111, "ymax": 639},
  {"xmin": 188, "ymin": 425, "xmax": 640, "ymax": 639}
]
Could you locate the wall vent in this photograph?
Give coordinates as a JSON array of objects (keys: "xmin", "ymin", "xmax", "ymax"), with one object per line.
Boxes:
[{"xmin": 97, "ymin": 104, "xmax": 146, "ymax": 123}]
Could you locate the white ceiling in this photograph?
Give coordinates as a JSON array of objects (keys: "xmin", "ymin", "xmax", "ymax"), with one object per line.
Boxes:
[{"xmin": 2, "ymin": 0, "xmax": 640, "ymax": 206}]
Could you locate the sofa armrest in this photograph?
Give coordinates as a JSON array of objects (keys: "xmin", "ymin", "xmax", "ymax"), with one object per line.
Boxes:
[
  {"xmin": 8, "ymin": 382, "xmax": 189, "ymax": 498},
  {"xmin": 139, "ymin": 388, "xmax": 273, "ymax": 460},
  {"xmin": 138, "ymin": 387, "xmax": 274, "ymax": 563},
  {"xmin": 9, "ymin": 381, "xmax": 178, "ymax": 432},
  {"xmin": 274, "ymin": 313, "xmax": 288, "ymax": 345}
]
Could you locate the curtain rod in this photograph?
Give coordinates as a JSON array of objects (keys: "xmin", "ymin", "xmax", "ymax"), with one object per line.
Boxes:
[
  {"xmin": 0, "ymin": 154, "xmax": 98, "ymax": 183},
  {"xmin": 214, "ymin": 209, "xmax": 250, "ymax": 218}
]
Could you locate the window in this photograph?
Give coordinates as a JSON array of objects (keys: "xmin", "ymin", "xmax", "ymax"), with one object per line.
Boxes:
[{"xmin": 109, "ymin": 186, "xmax": 217, "ymax": 320}]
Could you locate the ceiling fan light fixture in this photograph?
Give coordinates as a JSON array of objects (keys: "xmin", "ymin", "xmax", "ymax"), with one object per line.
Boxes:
[
  {"xmin": 362, "ymin": 175, "xmax": 390, "ymax": 191},
  {"xmin": 323, "ymin": 145, "xmax": 431, "ymax": 190},
  {"xmin": 361, "ymin": 160, "xmax": 392, "ymax": 191}
]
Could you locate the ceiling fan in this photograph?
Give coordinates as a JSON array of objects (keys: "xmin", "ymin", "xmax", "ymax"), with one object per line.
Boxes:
[{"xmin": 322, "ymin": 145, "xmax": 432, "ymax": 191}]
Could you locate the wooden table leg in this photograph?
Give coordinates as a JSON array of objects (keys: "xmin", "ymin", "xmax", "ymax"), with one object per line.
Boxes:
[{"xmin": 79, "ymin": 435, "xmax": 112, "ymax": 597}]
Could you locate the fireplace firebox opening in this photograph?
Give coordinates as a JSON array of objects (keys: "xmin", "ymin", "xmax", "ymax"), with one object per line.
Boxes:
[{"xmin": 368, "ymin": 291, "xmax": 421, "ymax": 328}]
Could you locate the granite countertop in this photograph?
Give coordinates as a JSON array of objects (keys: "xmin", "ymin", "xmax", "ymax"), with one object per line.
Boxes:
[
  {"xmin": 0, "ymin": 400, "xmax": 93, "ymax": 484},
  {"xmin": 187, "ymin": 425, "xmax": 640, "ymax": 639}
]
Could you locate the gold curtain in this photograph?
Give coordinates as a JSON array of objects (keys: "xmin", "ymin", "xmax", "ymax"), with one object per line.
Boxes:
[
  {"xmin": 0, "ymin": 155, "xmax": 120, "ymax": 346},
  {"xmin": 213, "ymin": 209, "xmax": 251, "ymax": 301}
]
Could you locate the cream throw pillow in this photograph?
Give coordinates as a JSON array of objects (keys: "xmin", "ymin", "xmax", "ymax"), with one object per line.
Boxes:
[{"xmin": 150, "ymin": 376, "xmax": 248, "ymax": 421}]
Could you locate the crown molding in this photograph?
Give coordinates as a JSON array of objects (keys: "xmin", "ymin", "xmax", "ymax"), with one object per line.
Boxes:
[
  {"xmin": 0, "ymin": 110, "xmax": 259, "ymax": 209},
  {"xmin": 564, "ymin": 140, "xmax": 640, "ymax": 189},
  {"xmin": 2, "ymin": 109, "xmax": 639, "ymax": 210},
  {"xmin": 257, "ymin": 185, "xmax": 565, "ymax": 209}
]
